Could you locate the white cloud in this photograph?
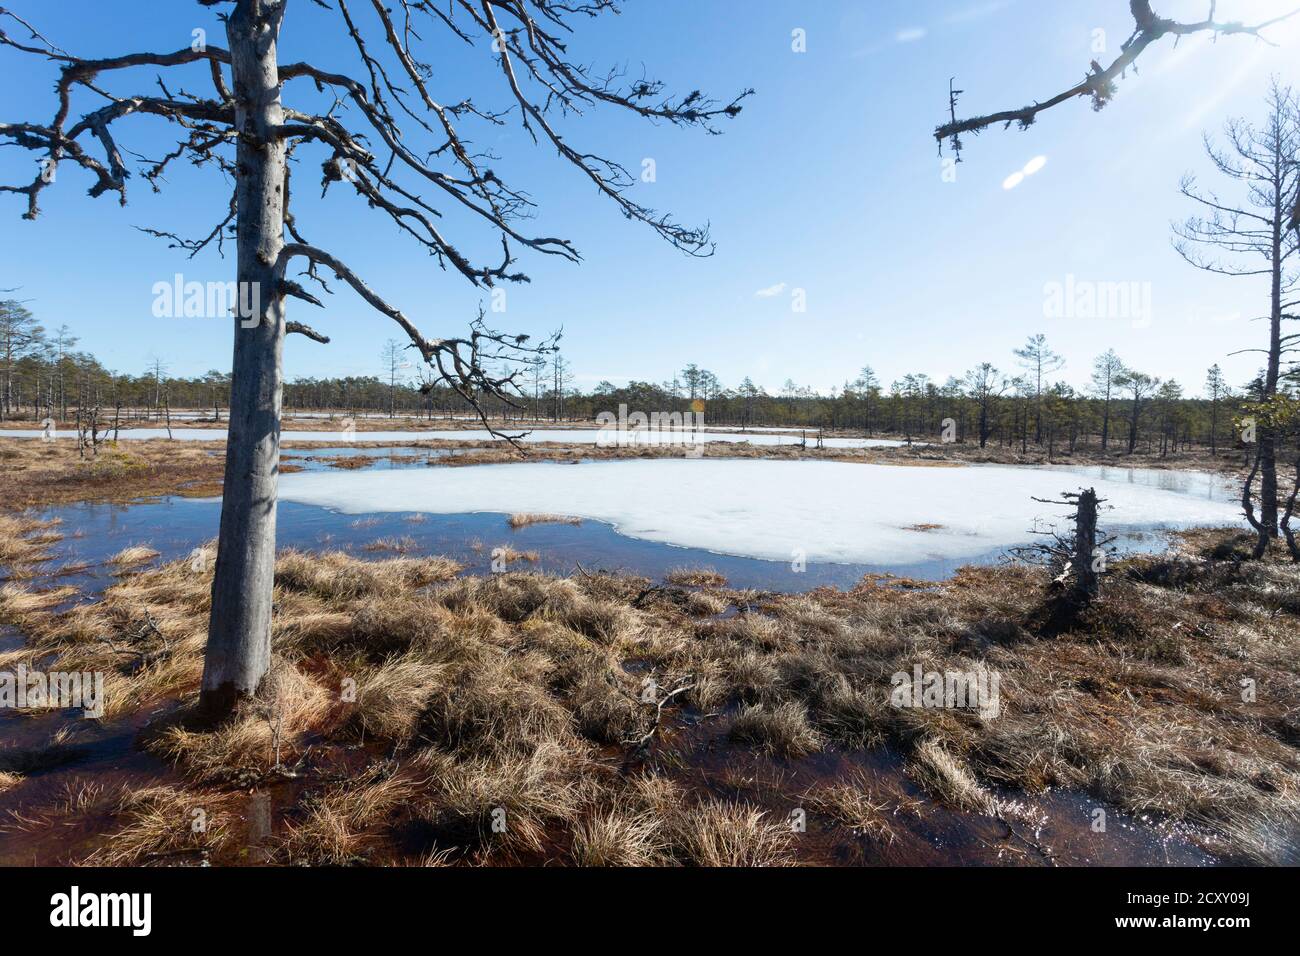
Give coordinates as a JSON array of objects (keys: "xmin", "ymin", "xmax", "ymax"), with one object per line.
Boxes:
[
  {"xmin": 895, "ymin": 27, "xmax": 927, "ymax": 43},
  {"xmin": 754, "ymin": 282, "xmax": 787, "ymax": 298}
]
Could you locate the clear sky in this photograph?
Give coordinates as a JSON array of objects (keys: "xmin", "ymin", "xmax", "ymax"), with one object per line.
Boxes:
[{"xmin": 2, "ymin": 0, "xmax": 1298, "ymax": 397}]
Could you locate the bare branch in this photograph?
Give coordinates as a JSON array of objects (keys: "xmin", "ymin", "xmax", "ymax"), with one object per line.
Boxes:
[{"xmin": 936, "ymin": 1, "xmax": 1300, "ymax": 154}]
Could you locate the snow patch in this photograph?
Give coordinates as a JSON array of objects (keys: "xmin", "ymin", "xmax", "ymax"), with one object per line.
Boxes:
[{"xmin": 276, "ymin": 458, "xmax": 1241, "ymax": 565}]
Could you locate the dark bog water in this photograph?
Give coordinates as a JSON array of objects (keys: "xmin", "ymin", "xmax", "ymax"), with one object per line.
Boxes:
[{"xmin": 32, "ymin": 496, "xmax": 965, "ymax": 594}]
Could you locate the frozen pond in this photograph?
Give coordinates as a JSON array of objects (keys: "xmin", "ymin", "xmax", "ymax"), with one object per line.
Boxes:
[
  {"xmin": 275, "ymin": 459, "xmax": 1241, "ymax": 566},
  {"xmin": 0, "ymin": 427, "xmax": 904, "ymax": 448},
  {"xmin": 17, "ymin": 458, "xmax": 1242, "ymax": 594}
]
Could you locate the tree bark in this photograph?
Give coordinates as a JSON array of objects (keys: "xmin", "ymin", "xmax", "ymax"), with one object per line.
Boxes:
[
  {"xmin": 200, "ymin": 0, "xmax": 288, "ymax": 718},
  {"xmin": 1258, "ymin": 190, "xmax": 1285, "ymax": 539},
  {"xmin": 1073, "ymin": 488, "xmax": 1099, "ymax": 604}
]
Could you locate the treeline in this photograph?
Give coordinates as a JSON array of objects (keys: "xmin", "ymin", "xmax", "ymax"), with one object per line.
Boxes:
[
  {"xmin": 3, "ymin": 305, "xmax": 1287, "ymax": 459},
  {"xmin": 577, "ymin": 343, "xmax": 1279, "ymax": 459}
]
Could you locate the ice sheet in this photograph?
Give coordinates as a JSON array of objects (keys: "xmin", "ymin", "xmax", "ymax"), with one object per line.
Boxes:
[{"xmin": 275, "ymin": 458, "xmax": 1242, "ymax": 565}]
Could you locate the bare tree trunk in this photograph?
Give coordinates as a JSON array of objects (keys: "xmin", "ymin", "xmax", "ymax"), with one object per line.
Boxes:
[
  {"xmin": 1279, "ymin": 450, "xmax": 1300, "ymax": 561},
  {"xmin": 1073, "ymin": 488, "xmax": 1099, "ymax": 603},
  {"xmin": 1260, "ymin": 432, "xmax": 1279, "ymax": 536},
  {"xmin": 1243, "ymin": 444, "xmax": 1270, "ymax": 558},
  {"xmin": 201, "ymin": 0, "xmax": 288, "ymax": 719}
]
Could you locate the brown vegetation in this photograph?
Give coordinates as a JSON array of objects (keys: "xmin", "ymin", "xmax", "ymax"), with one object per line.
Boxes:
[
  {"xmin": 0, "ymin": 524, "xmax": 1296, "ymax": 866},
  {"xmin": 0, "ymin": 439, "xmax": 227, "ymax": 511},
  {"xmin": 508, "ymin": 513, "xmax": 583, "ymax": 529}
]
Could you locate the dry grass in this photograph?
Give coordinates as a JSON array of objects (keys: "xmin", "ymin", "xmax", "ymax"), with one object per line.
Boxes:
[
  {"xmin": 84, "ymin": 785, "xmax": 233, "ymax": 866},
  {"xmin": 665, "ymin": 567, "xmax": 728, "ymax": 588},
  {"xmin": 109, "ymin": 545, "xmax": 160, "ymax": 569},
  {"xmin": 665, "ymin": 799, "xmax": 795, "ymax": 867},
  {"xmin": 0, "ymin": 437, "xmax": 226, "ymax": 511},
  {"xmin": 728, "ymin": 702, "xmax": 825, "ymax": 757},
  {"xmin": 507, "ymin": 513, "xmax": 582, "ymax": 529},
  {"xmin": 907, "ymin": 740, "xmax": 998, "ymax": 814},
  {"xmin": 3, "ymin": 519, "xmax": 1298, "ymax": 865},
  {"xmin": 283, "ymin": 768, "xmax": 418, "ymax": 864},
  {"xmin": 350, "ymin": 654, "xmax": 445, "ymax": 743},
  {"xmin": 0, "ymin": 513, "xmax": 63, "ymax": 580},
  {"xmin": 570, "ymin": 806, "xmax": 664, "ymax": 866},
  {"xmin": 362, "ymin": 536, "xmax": 419, "ymax": 554},
  {"xmin": 490, "ymin": 545, "xmax": 539, "ymax": 565},
  {"xmin": 802, "ymin": 773, "xmax": 911, "ymax": 843}
]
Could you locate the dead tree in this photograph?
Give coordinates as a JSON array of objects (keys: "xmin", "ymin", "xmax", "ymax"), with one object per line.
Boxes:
[
  {"xmin": 1069, "ymin": 488, "xmax": 1102, "ymax": 602},
  {"xmin": 964, "ymin": 362, "xmax": 1006, "ymax": 449},
  {"xmin": 1, "ymin": 1, "xmax": 748, "ymax": 718},
  {"xmin": 936, "ymin": 1, "xmax": 1298, "ymax": 157},
  {"xmin": 1174, "ymin": 82, "xmax": 1300, "ymax": 553},
  {"xmin": 1019, "ymin": 488, "xmax": 1112, "ymax": 617},
  {"xmin": 75, "ymin": 402, "xmax": 103, "ymax": 459}
]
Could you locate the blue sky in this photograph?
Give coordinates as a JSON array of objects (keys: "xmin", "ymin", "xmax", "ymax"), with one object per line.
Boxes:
[{"xmin": 2, "ymin": 0, "xmax": 1298, "ymax": 396}]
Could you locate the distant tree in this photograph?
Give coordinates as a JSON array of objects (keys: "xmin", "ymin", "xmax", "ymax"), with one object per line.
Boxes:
[
  {"xmin": 1013, "ymin": 334, "xmax": 1065, "ymax": 444},
  {"xmin": 1090, "ymin": 349, "xmax": 1126, "ymax": 451},
  {"xmin": 963, "ymin": 362, "xmax": 1006, "ymax": 448},
  {"xmin": 49, "ymin": 324, "xmax": 77, "ymax": 419},
  {"xmin": 1155, "ymin": 380, "xmax": 1184, "ymax": 457},
  {"xmin": 528, "ymin": 357, "xmax": 548, "ymax": 422},
  {"xmin": 698, "ymin": 369, "xmax": 722, "ymax": 402},
  {"xmin": 144, "ymin": 356, "xmax": 169, "ymax": 416},
  {"xmin": 381, "ymin": 339, "xmax": 405, "ymax": 419},
  {"xmin": 1116, "ymin": 369, "xmax": 1159, "ymax": 454},
  {"xmin": 202, "ymin": 370, "xmax": 230, "ymax": 422},
  {"xmin": 0, "ymin": 299, "xmax": 43, "ymax": 420},
  {"xmin": 679, "ymin": 364, "xmax": 720, "ymax": 403},
  {"xmin": 1205, "ymin": 364, "xmax": 1227, "ymax": 456},
  {"xmin": 551, "ymin": 353, "xmax": 575, "ymax": 422},
  {"xmin": 853, "ymin": 366, "xmax": 880, "ymax": 434},
  {"xmin": 738, "ymin": 377, "xmax": 761, "ymax": 425}
]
